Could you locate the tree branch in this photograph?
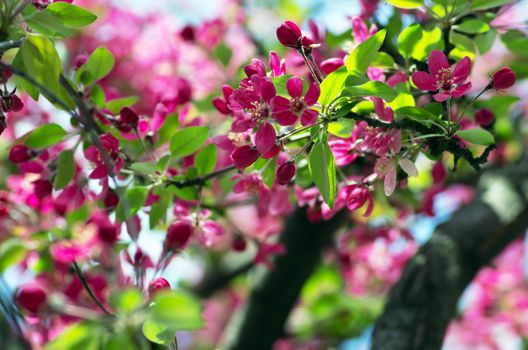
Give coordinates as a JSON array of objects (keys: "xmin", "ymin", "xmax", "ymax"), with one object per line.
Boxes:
[
  {"xmin": 222, "ymin": 208, "xmax": 347, "ymax": 350},
  {"xmin": 371, "ymin": 163, "xmax": 528, "ymax": 350}
]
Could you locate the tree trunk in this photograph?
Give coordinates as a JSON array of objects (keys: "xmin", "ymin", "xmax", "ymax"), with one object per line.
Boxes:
[
  {"xmin": 222, "ymin": 207, "xmax": 347, "ymax": 350},
  {"xmin": 372, "ymin": 164, "xmax": 528, "ymax": 350}
]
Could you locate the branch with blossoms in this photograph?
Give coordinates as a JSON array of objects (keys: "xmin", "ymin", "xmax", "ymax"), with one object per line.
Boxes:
[{"xmin": 0, "ymin": 0, "xmax": 526, "ymax": 349}]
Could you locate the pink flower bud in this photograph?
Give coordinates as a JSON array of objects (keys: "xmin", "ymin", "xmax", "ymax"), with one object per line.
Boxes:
[
  {"xmin": 276, "ymin": 20, "xmax": 302, "ymax": 48},
  {"xmin": 8, "ymin": 145, "xmax": 32, "ymax": 163},
  {"xmin": 431, "ymin": 160, "xmax": 446, "ymax": 185},
  {"xmin": 212, "ymin": 97, "xmax": 230, "ymax": 114},
  {"xmin": 231, "ymin": 145, "xmax": 259, "ymax": 169},
  {"xmin": 320, "ymin": 58, "xmax": 344, "ymax": 75},
  {"xmin": 232, "ymin": 236, "xmax": 247, "ymax": 252},
  {"xmin": 165, "ymin": 220, "xmax": 194, "ymax": 251},
  {"xmin": 33, "ymin": 179, "xmax": 52, "ymax": 199},
  {"xmin": 103, "ymin": 189, "xmax": 119, "ymax": 208},
  {"xmin": 475, "ymin": 108, "xmax": 495, "ymax": 127},
  {"xmin": 492, "ymin": 67, "xmax": 516, "ymax": 90},
  {"xmin": 74, "ymin": 54, "xmax": 88, "ymax": 70},
  {"xmin": 276, "ymin": 161, "xmax": 296, "ymax": 185},
  {"xmin": 119, "ymin": 106, "xmax": 139, "ymax": 127},
  {"xmin": 16, "ymin": 283, "xmax": 47, "ymax": 313},
  {"xmin": 148, "ymin": 277, "xmax": 171, "ymax": 297},
  {"xmin": 180, "ymin": 25, "xmax": 195, "ymax": 42}
]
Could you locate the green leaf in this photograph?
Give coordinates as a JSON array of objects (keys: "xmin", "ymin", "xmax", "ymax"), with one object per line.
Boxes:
[
  {"xmin": 372, "ymin": 52, "xmax": 395, "ymax": 68},
  {"xmin": 149, "ymin": 190, "xmax": 172, "ymax": 229},
  {"xmin": 455, "ymin": 19, "xmax": 490, "ymax": 34},
  {"xmin": 54, "ymin": 150, "xmax": 75, "ymax": 189},
  {"xmin": 456, "ymin": 128, "xmax": 495, "ymax": 145},
  {"xmin": 44, "ymin": 322, "xmax": 101, "ymax": 350},
  {"xmin": 24, "ymin": 8, "xmax": 73, "ymax": 38},
  {"xmin": 387, "ymin": 83, "xmax": 415, "ymax": 110},
  {"xmin": 395, "ymin": 107, "xmax": 440, "ymax": 126},
  {"xmin": 104, "ymin": 96, "xmax": 138, "ymax": 114},
  {"xmin": 411, "ymin": 27, "xmax": 444, "ymax": 61},
  {"xmin": 25, "ymin": 123, "xmax": 67, "ymax": 148},
  {"xmin": 116, "ymin": 187, "xmax": 148, "ymax": 221},
  {"xmin": 129, "ymin": 162, "xmax": 157, "ymax": 175},
  {"xmin": 110, "ymin": 289, "xmax": 143, "ymax": 315},
  {"xmin": 0, "ymin": 239, "xmax": 27, "ymax": 273},
  {"xmin": 470, "ymin": 0, "xmax": 514, "ymax": 11},
  {"xmin": 214, "ymin": 42, "xmax": 232, "ymax": 66},
  {"xmin": 342, "ymin": 81, "xmax": 397, "ymax": 102},
  {"xmin": 46, "ymin": 2, "xmax": 97, "ymax": 28},
  {"xmin": 19, "ymin": 34, "xmax": 74, "ymax": 108},
  {"xmin": 319, "ymin": 67, "xmax": 347, "ymax": 106},
  {"xmin": 346, "ymin": 30, "xmax": 386, "ymax": 74},
  {"xmin": 309, "ymin": 138, "xmax": 336, "ymax": 208},
  {"xmin": 475, "ymin": 29, "xmax": 497, "ymax": 55},
  {"xmin": 398, "ymin": 24, "xmax": 423, "ymax": 58},
  {"xmin": 387, "ymin": 0, "xmax": 424, "ymax": 9},
  {"xmin": 195, "ymin": 143, "xmax": 217, "ymax": 176},
  {"xmin": 103, "ymin": 334, "xmax": 137, "ymax": 350},
  {"xmin": 328, "ymin": 119, "xmax": 355, "ymax": 138},
  {"xmin": 501, "ymin": 30, "xmax": 528, "ymax": 57},
  {"xmin": 76, "ymin": 47, "xmax": 115, "ymax": 85},
  {"xmin": 449, "ymin": 32, "xmax": 476, "ymax": 60},
  {"xmin": 149, "ymin": 290, "xmax": 205, "ymax": 330},
  {"xmin": 170, "ymin": 126, "xmax": 209, "ymax": 157},
  {"xmin": 142, "ymin": 319, "xmax": 176, "ymax": 345}
]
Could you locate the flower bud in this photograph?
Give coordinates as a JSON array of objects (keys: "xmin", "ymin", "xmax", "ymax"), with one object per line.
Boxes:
[
  {"xmin": 276, "ymin": 161, "xmax": 296, "ymax": 185},
  {"xmin": 16, "ymin": 283, "xmax": 47, "ymax": 313},
  {"xmin": 431, "ymin": 160, "xmax": 446, "ymax": 185},
  {"xmin": 33, "ymin": 179, "xmax": 53, "ymax": 199},
  {"xmin": 475, "ymin": 108, "xmax": 495, "ymax": 127},
  {"xmin": 148, "ymin": 277, "xmax": 171, "ymax": 297},
  {"xmin": 119, "ymin": 107, "xmax": 139, "ymax": 128},
  {"xmin": 231, "ymin": 145, "xmax": 259, "ymax": 169},
  {"xmin": 74, "ymin": 54, "xmax": 88, "ymax": 70},
  {"xmin": 180, "ymin": 25, "xmax": 195, "ymax": 42},
  {"xmin": 492, "ymin": 67, "xmax": 516, "ymax": 90},
  {"xmin": 320, "ymin": 58, "xmax": 344, "ymax": 75},
  {"xmin": 212, "ymin": 97, "xmax": 230, "ymax": 114},
  {"xmin": 232, "ymin": 236, "xmax": 247, "ymax": 252},
  {"xmin": 8, "ymin": 145, "xmax": 32, "ymax": 163},
  {"xmin": 165, "ymin": 220, "xmax": 194, "ymax": 252},
  {"xmin": 103, "ymin": 189, "xmax": 119, "ymax": 208},
  {"xmin": 276, "ymin": 20, "xmax": 302, "ymax": 48}
]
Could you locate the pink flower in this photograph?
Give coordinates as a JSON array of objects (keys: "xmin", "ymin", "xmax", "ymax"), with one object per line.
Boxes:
[
  {"xmin": 254, "ymin": 242, "xmax": 286, "ymax": 269},
  {"xmin": 269, "ymin": 51, "xmax": 286, "ymax": 77},
  {"xmin": 475, "ymin": 108, "xmax": 495, "ymax": 127},
  {"xmin": 320, "ymin": 58, "xmax": 344, "ymax": 75},
  {"xmin": 164, "ymin": 220, "xmax": 194, "ymax": 252},
  {"xmin": 8, "ymin": 145, "xmax": 33, "ymax": 163},
  {"xmin": 271, "ymin": 76, "xmax": 320, "ymax": 126},
  {"xmin": 276, "ymin": 20, "xmax": 314, "ymax": 49},
  {"xmin": 230, "ymin": 145, "xmax": 259, "ymax": 169},
  {"xmin": 254, "ymin": 122, "xmax": 277, "ymax": 154},
  {"xmin": 375, "ymin": 157, "xmax": 418, "ymax": 196},
  {"xmin": 212, "ymin": 85, "xmax": 234, "ymax": 115},
  {"xmin": 329, "ymin": 138, "xmax": 357, "ymax": 167},
  {"xmin": 89, "ymin": 212, "xmax": 120, "ymax": 245},
  {"xmin": 342, "ymin": 184, "xmax": 374, "ymax": 217},
  {"xmin": 232, "ymin": 173, "xmax": 271, "ymax": 216},
  {"xmin": 351, "ymin": 16, "xmax": 377, "ymax": 43},
  {"xmin": 84, "ymin": 134, "xmax": 124, "ymax": 179},
  {"xmin": 412, "ymin": 50, "xmax": 472, "ymax": 102}
]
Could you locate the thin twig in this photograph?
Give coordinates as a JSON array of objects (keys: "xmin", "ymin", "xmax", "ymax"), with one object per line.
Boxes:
[{"xmin": 72, "ymin": 262, "xmax": 114, "ymax": 317}]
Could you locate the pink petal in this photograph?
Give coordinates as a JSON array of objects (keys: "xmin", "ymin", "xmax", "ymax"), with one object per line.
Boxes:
[
  {"xmin": 412, "ymin": 72, "xmax": 437, "ymax": 91},
  {"xmin": 451, "ymin": 82, "xmax": 472, "ymax": 98},
  {"xmin": 84, "ymin": 146, "xmax": 99, "ymax": 162},
  {"xmin": 274, "ymin": 111, "xmax": 298, "ymax": 126},
  {"xmin": 452, "ymin": 57, "xmax": 471, "ymax": 84},
  {"xmin": 271, "ymin": 96, "xmax": 291, "ymax": 113},
  {"xmin": 255, "ymin": 122, "xmax": 277, "ymax": 154},
  {"xmin": 432, "ymin": 92, "xmax": 451, "ymax": 102},
  {"xmin": 398, "ymin": 158, "xmax": 418, "ymax": 177},
  {"xmin": 384, "ymin": 166, "xmax": 397, "ymax": 196},
  {"xmin": 151, "ymin": 103, "xmax": 168, "ymax": 133},
  {"xmin": 260, "ymin": 78, "xmax": 277, "ymax": 103},
  {"xmin": 428, "ymin": 50, "xmax": 449, "ymax": 76},
  {"xmin": 301, "ymin": 109, "xmax": 318, "ymax": 126},
  {"xmin": 89, "ymin": 165, "xmax": 107, "ymax": 179},
  {"xmin": 286, "ymin": 76, "xmax": 303, "ymax": 98},
  {"xmin": 304, "ymin": 83, "xmax": 320, "ymax": 105}
]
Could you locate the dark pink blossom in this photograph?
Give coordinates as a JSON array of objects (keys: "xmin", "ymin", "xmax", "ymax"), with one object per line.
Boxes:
[
  {"xmin": 8, "ymin": 145, "xmax": 33, "ymax": 163},
  {"xmin": 89, "ymin": 212, "xmax": 120, "ymax": 245},
  {"xmin": 164, "ymin": 220, "xmax": 194, "ymax": 252},
  {"xmin": 16, "ymin": 283, "xmax": 47, "ymax": 314},
  {"xmin": 491, "ymin": 67, "xmax": 516, "ymax": 90},
  {"xmin": 276, "ymin": 20, "xmax": 314, "ymax": 49},
  {"xmin": 269, "ymin": 51, "xmax": 286, "ymax": 77},
  {"xmin": 148, "ymin": 277, "xmax": 171, "ymax": 297},
  {"xmin": 84, "ymin": 134, "xmax": 124, "ymax": 179},
  {"xmin": 254, "ymin": 242, "xmax": 286, "ymax": 269},
  {"xmin": 271, "ymin": 76, "xmax": 320, "ymax": 126},
  {"xmin": 230, "ymin": 145, "xmax": 259, "ymax": 169},
  {"xmin": 475, "ymin": 108, "xmax": 495, "ymax": 127},
  {"xmin": 412, "ymin": 50, "xmax": 472, "ymax": 102},
  {"xmin": 276, "ymin": 161, "xmax": 296, "ymax": 185},
  {"xmin": 232, "ymin": 236, "xmax": 247, "ymax": 252},
  {"xmin": 342, "ymin": 184, "xmax": 374, "ymax": 217},
  {"xmin": 320, "ymin": 57, "xmax": 344, "ymax": 74},
  {"xmin": 232, "ymin": 173, "xmax": 271, "ymax": 216},
  {"xmin": 33, "ymin": 179, "xmax": 53, "ymax": 199}
]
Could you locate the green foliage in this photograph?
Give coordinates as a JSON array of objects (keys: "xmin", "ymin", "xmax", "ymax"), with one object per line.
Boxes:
[
  {"xmin": 309, "ymin": 136, "xmax": 336, "ymax": 208},
  {"xmin": 44, "ymin": 322, "xmax": 102, "ymax": 350},
  {"xmin": 214, "ymin": 42, "xmax": 232, "ymax": 66},
  {"xmin": 346, "ymin": 30, "xmax": 386, "ymax": 74},
  {"xmin": 54, "ymin": 150, "xmax": 75, "ymax": 189},
  {"xmin": 475, "ymin": 29, "xmax": 497, "ymax": 55},
  {"xmin": 319, "ymin": 66, "xmax": 349, "ymax": 106},
  {"xmin": 342, "ymin": 81, "xmax": 397, "ymax": 102},
  {"xmin": 104, "ymin": 96, "xmax": 139, "ymax": 114},
  {"xmin": 456, "ymin": 128, "xmax": 495, "ymax": 146},
  {"xmin": 75, "ymin": 47, "xmax": 115, "ymax": 85},
  {"xmin": 0, "ymin": 238, "xmax": 27, "ymax": 273},
  {"xmin": 501, "ymin": 30, "xmax": 528, "ymax": 57},
  {"xmin": 398, "ymin": 24, "xmax": 423, "ymax": 58},
  {"xmin": 116, "ymin": 186, "xmax": 148, "ymax": 221},
  {"xmin": 469, "ymin": 0, "xmax": 514, "ymax": 11},
  {"xmin": 195, "ymin": 143, "xmax": 217, "ymax": 175},
  {"xmin": 455, "ymin": 19, "xmax": 490, "ymax": 34},
  {"xmin": 25, "ymin": 123, "xmax": 67, "ymax": 148},
  {"xmin": 110, "ymin": 289, "xmax": 144, "ymax": 315},
  {"xmin": 46, "ymin": 2, "xmax": 97, "ymax": 28},
  {"xmin": 170, "ymin": 126, "xmax": 209, "ymax": 157},
  {"xmin": 387, "ymin": 0, "xmax": 424, "ymax": 9}
]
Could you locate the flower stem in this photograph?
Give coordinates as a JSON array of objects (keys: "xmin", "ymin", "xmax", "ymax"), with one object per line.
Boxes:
[{"xmin": 72, "ymin": 262, "xmax": 114, "ymax": 317}]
